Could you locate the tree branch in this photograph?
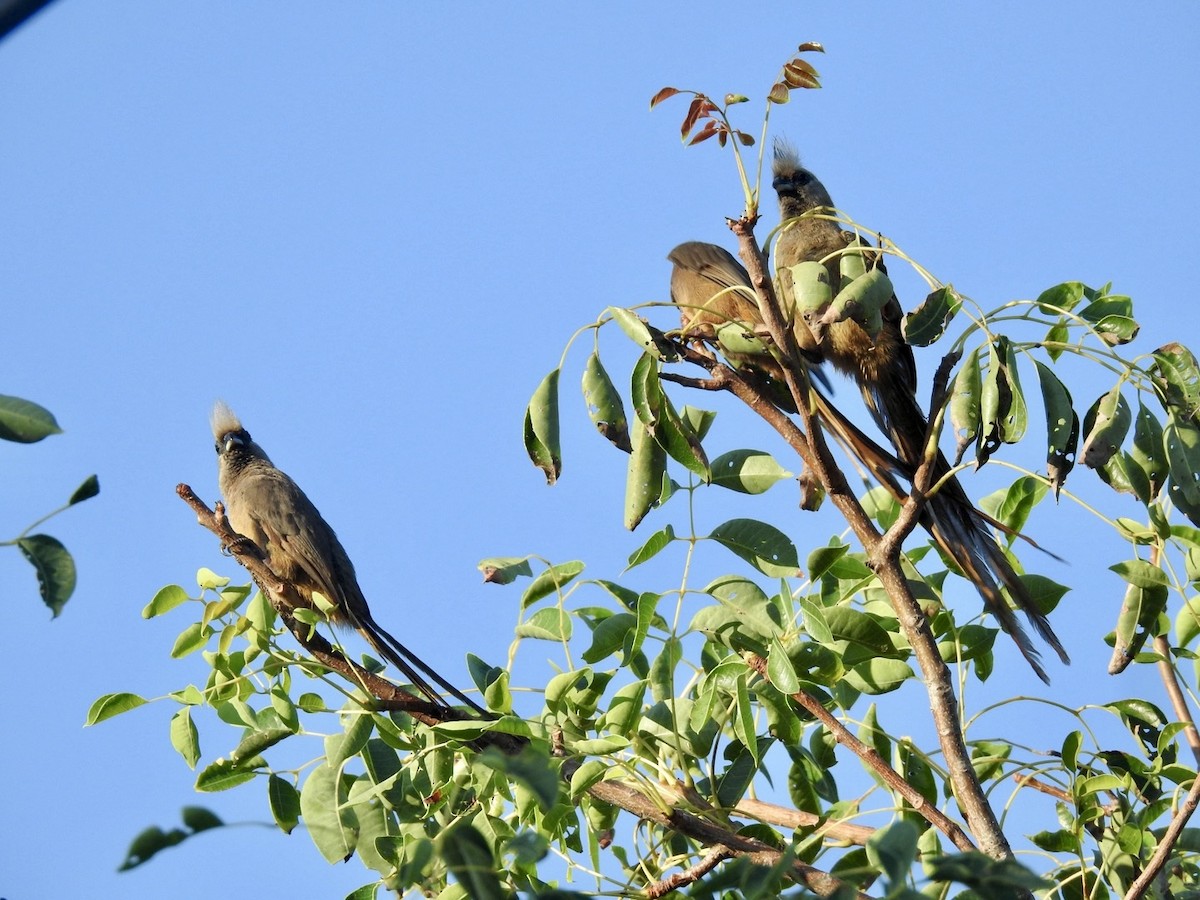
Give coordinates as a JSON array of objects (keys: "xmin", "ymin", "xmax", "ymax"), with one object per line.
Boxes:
[
  {"xmin": 745, "ymin": 653, "xmax": 977, "ymax": 853},
  {"xmin": 177, "ymin": 482, "xmax": 863, "ymax": 897},
  {"xmin": 726, "ymin": 219, "xmax": 1014, "ymax": 863}
]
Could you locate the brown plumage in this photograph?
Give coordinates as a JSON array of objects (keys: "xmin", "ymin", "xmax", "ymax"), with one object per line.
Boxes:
[
  {"xmin": 211, "ymin": 402, "xmax": 484, "ymax": 713},
  {"xmin": 670, "ymin": 185, "xmax": 1069, "ymax": 683}
]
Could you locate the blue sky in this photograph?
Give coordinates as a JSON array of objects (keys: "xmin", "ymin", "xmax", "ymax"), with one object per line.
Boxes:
[{"xmin": 2, "ymin": 4, "xmax": 1198, "ymax": 898}]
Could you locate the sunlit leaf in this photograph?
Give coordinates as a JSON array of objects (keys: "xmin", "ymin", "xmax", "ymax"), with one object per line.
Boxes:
[
  {"xmin": 710, "ymin": 449, "xmax": 794, "ymax": 494},
  {"xmin": 521, "ymin": 560, "xmax": 584, "ymax": 609},
  {"xmin": 523, "ymin": 368, "xmax": 561, "ymax": 484},
  {"xmin": 477, "ymin": 556, "xmax": 533, "ymax": 585},
  {"xmin": 624, "ymin": 419, "xmax": 667, "ymax": 530},
  {"xmin": 951, "ymin": 348, "xmax": 982, "ymax": 463},
  {"xmin": 649, "ymin": 86, "xmax": 680, "ymax": 108},
  {"xmin": 1035, "ymin": 281, "xmax": 1086, "ymax": 315},
  {"xmin": 581, "ymin": 352, "xmax": 630, "ymax": 452},
  {"xmin": 85, "ymin": 692, "xmax": 148, "ymax": 725},
  {"xmin": 1080, "ymin": 384, "xmax": 1131, "ymax": 469},
  {"xmin": 710, "ymin": 518, "xmax": 801, "ymax": 578}
]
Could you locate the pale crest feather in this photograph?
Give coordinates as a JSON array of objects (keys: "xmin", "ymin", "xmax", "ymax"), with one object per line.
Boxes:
[
  {"xmin": 210, "ymin": 400, "xmax": 243, "ymax": 439},
  {"xmin": 772, "ymin": 138, "xmax": 800, "ymax": 176}
]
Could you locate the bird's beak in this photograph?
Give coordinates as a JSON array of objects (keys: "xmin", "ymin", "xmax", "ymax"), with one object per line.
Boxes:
[{"xmin": 222, "ymin": 433, "xmax": 245, "ymax": 453}]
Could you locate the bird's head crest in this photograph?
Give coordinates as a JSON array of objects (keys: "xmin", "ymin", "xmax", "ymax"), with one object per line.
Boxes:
[
  {"xmin": 772, "ymin": 138, "xmax": 801, "ymax": 177},
  {"xmin": 210, "ymin": 400, "xmax": 243, "ymax": 440}
]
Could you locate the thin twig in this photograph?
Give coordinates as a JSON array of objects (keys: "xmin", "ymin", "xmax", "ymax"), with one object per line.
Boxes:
[
  {"xmin": 745, "ymin": 654, "xmax": 977, "ymax": 853},
  {"xmin": 1122, "ymin": 773, "xmax": 1200, "ymax": 900},
  {"xmin": 645, "ymin": 846, "xmax": 734, "ymax": 898}
]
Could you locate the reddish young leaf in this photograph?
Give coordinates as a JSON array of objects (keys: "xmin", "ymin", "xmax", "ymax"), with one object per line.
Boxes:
[
  {"xmin": 688, "ymin": 120, "xmax": 721, "ymax": 145},
  {"xmin": 717, "ymin": 131, "xmax": 728, "ymax": 147},
  {"xmin": 736, "ymin": 130, "xmax": 755, "ymax": 146},
  {"xmin": 681, "ymin": 95, "xmax": 708, "ymax": 138},
  {"xmin": 649, "ymin": 86, "xmax": 680, "ymax": 109}
]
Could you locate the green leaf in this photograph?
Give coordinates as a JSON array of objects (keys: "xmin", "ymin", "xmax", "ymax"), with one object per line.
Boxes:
[
  {"xmin": 951, "ymin": 348, "xmax": 982, "ymax": 462},
  {"xmin": 977, "ymin": 340, "xmax": 1007, "ymax": 465},
  {"xmin": 300, "ymin": 763, "xmax": 357, "ymax": 863},
  {"xmin": 195, "ymin": 755, "xmax": 265, "ymax": 792},
  {"xmin": 607, "ymin": 306, "xmax": 663, "ymax": 358},
  {"xmin": 830, "ymin": 268, "xmax": 893, "ymax": 339},
  {"xmin": 268, "ymin": 774, "xmax": 301, "ymax": 834},
  {"xmin": 767, "ymin": 637, "xmax": 801, "ymax": 694},
  {"xmin": 1176, "ymin": 595, "xmax": 1200, "ymax": 648},
  {"xmin": 68, "ymin": 473, "xmax": 100, "ymax": 505},
  {"xmin": 1109, "ymin": 568, "xmax": 1169, "ymax": 675},
  {"xmin": 118, "ymin": 825, "xmax": 187, "ymax": 871},
  {"xmin": 979, "ymin": 476, "xmax": 1047, "ymax": 537},
  {"xmin": 327, "ymin": 713, "xmax": 374, "ymax": 769},
  {"xmin": 630, "ymin": 351, "xmax": 709, "ymax": 480},
  {"xmin": 477, "ymin": 556, "xmax": 533, "ymax": 585},
  {"xmin": 230, "ymin": 726, "xmax": 293, "ymax": 765},
  {"xmin": 627, "ymin": 524, "xmax": 675, "ymax": 568},
  {"xmin": 171, "ymin": 622, "xmax": 210, "ymax": 658},
  {"xmin": 524, "ymin": 368, "xmax": 561, "ymax": 484},
  {"xmin": 143, "ymin": 584, "xmax": 190, "ymax": 618},
  {"xmin": 1080, "ymin": 292, "xmax": 1139, "ymax": 345},
  {"xmin": 1164, "ymin": 416, "xmax": 1200, "ymax": 506},
  {"xmin": 582, "ymin": 613, "xmax": 636, "ymax": 664},
  {"xmin": 85, "ymin": 692, "xmax": 148, "ymax": 725},
  {"xmin": 781, "ymin": 260, "xmax": 833, "ymax": 315},
  {"xmin": 520, "ymin": 560, "xmax": 584, "ymax": 609},
  {"xmin": 180, "ymin": 806, "xmax": 223, "ymax": 832},
  {"xmin": 1154, "ymin": 342, "xmax": 1200, "ymax": 421},
  {"xmin": 0, "ymin": 394, "xmax": 62, "ymax": 442},
  {"xmin": 709, "ymin": 518, "xmax": 801, "ymax": 578},
  {"xmin": 732, "ymin": 673, "xmax": 757, "ymax": 761},
  {"xmin": 477, "ymin": 745, "xmax": 560, "ymax": 813},
  {"xmin": 1034, "ymin": 361, "xmax": 1078, "ymax": 496},
  {"xmin": 170, "ymin": 708, "xmax": 201, "ymax": 769},
  {"xmin": 903, "ymin": 285, "xmax": 961, "ymax": 347},
  {"xmin": 569, "ymin": 760, "xmax": 608, "ymax": 798},
  {"xmin": 710, "ymin": 449, "xmax": 794, "ymax": 494},
  {"xmin": 1036, "ymin": 281, "xmax": 1086, "ymax": 315},
  {"xmin": 867, "ymin": 820, "xmax": 919, "ymax": 887},
  {"xmin": 844, "ymin": 658, "xmax": 914, "ymax": 694},
  {"xmin": 1081, "ymin": 384, "xmax": 1131, "ymax": 469},
  {"xmin": 582, "ymin": 351, "xmax": 631, "ymax": 452},
  {"xmin": 998, "ymin": 337, "xmax": 1027, "ymax": 444},
  {"xmin": 17, "ymin": 534, "xmax": 76, "ymax": 616},
  {"xmin": 515, "ymin": 607, "xmax": 572, "ymax": 641},
  {"xmin": 1130, "ymin": 401, "xmax": 1167, "ymax": 497},
  {"xmin": 438, "ymin": 823, "xmax": 506, "ymax": 900},
  {"xmin": 624, "ymin": 418, "xmax": 668, "ymax": 530},
  {"xmin": 601, "ymin": 679, "xmax": 646, "ymax": 736}
]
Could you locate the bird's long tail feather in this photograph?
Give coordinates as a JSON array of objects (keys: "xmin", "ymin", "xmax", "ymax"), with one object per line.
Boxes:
[
  {"xmin": 351, "ymin": 611, "xmax": 488, "ymax": 715},
  {"xmin": 859, "ymin": 376, "xmax": 1070, "ymax": 682}
]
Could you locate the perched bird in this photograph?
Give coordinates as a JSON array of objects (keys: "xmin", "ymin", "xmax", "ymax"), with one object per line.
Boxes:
[
  {"xmin": 669, "ymin": 241, "xmax": 832, "ymax": 407},
  {"xmin": 210, "ymin": 402, "xmax": 484, "ymax": 713},
  {"xmin": 770, "ymin": 142, "xmax": 1069, "ymax": 681}
]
